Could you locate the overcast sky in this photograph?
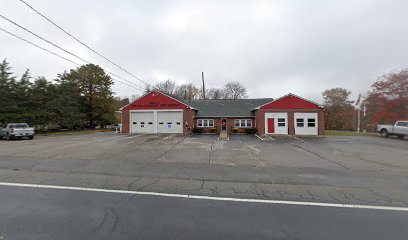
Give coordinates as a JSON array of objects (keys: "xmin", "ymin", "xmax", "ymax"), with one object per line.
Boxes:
[{"xmin": 1, "ymin": 0, "xmax": 408, "ymax": 103}]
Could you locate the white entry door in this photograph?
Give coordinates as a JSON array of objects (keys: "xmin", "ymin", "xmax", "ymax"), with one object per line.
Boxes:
[
  {"xmin": 131, "ymin": 112, "xmax": 154, "ymax": 133},
  {"xmin": 157, "ymin": 111, "xmax": 183, "ymax": 133},
  {"xmin": 294, "ymin": 112, "xmax": 318, "ymax": 135}
]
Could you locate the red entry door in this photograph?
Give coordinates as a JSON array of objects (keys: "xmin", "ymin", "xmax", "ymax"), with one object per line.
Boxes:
[{"xmin": 267, "ymin": 118, "xmax": 275, "ymax": 134}]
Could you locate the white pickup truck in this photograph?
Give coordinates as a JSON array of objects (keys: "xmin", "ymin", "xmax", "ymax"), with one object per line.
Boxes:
[
  {"xmin": 377, "ymin": 121, "xmax": 408, "ymax": 138},
  {"xmin": 0, "ymin": 123, "xmax": 35, "ymax": 140}
]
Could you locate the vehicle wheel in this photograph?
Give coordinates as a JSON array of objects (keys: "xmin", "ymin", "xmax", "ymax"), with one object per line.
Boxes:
[
  {"xmin": 380, "ymin": 129, "xmax": 389, "ymax": 137},
  {"xmin": 397, "ymin": 134, "xmax": 405, "ymax": 139},
  {"xmin": 28, "ymin": 136, "xmax": 34, "ymax": 140}
]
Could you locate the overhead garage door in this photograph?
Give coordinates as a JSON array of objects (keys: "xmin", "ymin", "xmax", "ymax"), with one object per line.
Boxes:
[
  {"xmin": 265, "ymin": 112, "xmax": 288, "ymax": 135},
  {"xmin": 157, "ymin": 111, "xmax": 183, "ymax": 133},
  {"xmin": 131, "ymin": 112, "xmax": 154, "ymax": 133},
  {"xmin": 294, "ymin": 112, "xmax": 318, "ymax": 135}
]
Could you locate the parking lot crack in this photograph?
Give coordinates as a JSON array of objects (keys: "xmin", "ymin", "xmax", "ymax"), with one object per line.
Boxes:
[
  {"xmin": 251, "ymin": 184, "xmax": 269, "ymax": 197},
  {"xmin": 292, "ymin": 143, "xmax": 349, "ymax": 169},
  {"xmin": 127, "ymin": 176, "xmax": 141, "ymax": 190},
  {"xmin": 200, "ymin": 179, "xmax": 205, "ymax": 190},
  {"xmin": 138, "ymin": 178, "xmax": 160, "ymax": 191},
  {"xmin": 240, "ymin": 138, "xmax": 258, "ymax": 158},
  {"xmin": 208, "ymin": 138, "xmax": 217, "ymax": 165},
  {"xmin": 154, "ymin": 136, "xmax": 187, "ymax": 161}
]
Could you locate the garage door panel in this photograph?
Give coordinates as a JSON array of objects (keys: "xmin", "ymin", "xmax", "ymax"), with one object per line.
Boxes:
[
  {"xmin": 294, "ymin": 112, "xmax": 318, "ymax": 135},
  {"xmin": 157, "ymin": 111, "xmax": 183, "ymax": 133},
  {"xmin": 265, "ymin": 112, "xmax": 288, "ymax": 135},
  {"xmin": 131, "ymin": 112, "xmax": 154, "ymax": 133}
]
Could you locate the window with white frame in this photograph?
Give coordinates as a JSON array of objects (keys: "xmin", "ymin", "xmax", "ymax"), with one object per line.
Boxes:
[
  {"xmin": 277, "ymin": 118, "xmax": 286, "ymax": 127},
  {"xmin": 197, "ymin": 119, "xmax": 214, "ymax": 127},
  {"xmin": 296, "ymin": 118, "xmax": 304, "ymax": 127},
  {"xmin": 307, "ymin": 118, "xmax": 316, "ymax": 127},
  {"xmin": 234, "ymin": 119, "xmax": 252, "ymax": 128}
]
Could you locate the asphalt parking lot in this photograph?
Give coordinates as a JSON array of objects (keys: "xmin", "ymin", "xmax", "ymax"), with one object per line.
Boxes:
[
  {"xmin": 0, "ymin": 132, "xmax": 407, "ymax": 206},
  {"xmin": 1, "ymin": 132, "xmax": 408, "ymax": 239}
]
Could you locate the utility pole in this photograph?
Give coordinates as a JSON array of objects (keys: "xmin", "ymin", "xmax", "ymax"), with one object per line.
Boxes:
[
  {"xmin": 357, "ymin": 106, "xmax": 361, "ymax": 133},
  {"xmin": 202, "ymin": 72, "xmax": 206, "ymax": 100}
]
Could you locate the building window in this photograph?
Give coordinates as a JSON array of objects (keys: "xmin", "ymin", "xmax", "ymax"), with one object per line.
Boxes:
[
  {"xmin": 308, "ymin": 118, "xmax": 316, "ymax": 127},
  {"xmin": 198, "ymin": 119, "xmax": 214, "ymax": 127},
  {"xmin": 296, "ymin": 118, "xmax": 304, "ymax": 127},
  {"xmin": 247, "ymin": 119, "xmax": 252, "ymax": 127},
  {"xmin": 277, "ymin": 118, "xmax": 285, "ymax": 127},
  {"xmin": 234, "ymin": 119, "xmax": 252, "ymax": 128}
]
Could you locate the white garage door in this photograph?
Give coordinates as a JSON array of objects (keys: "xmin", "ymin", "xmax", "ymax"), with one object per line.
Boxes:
[
  {"xmin": 265, "ymin": 112, "xmax": 288, "ymax": 135},
  {"xmin": 131, "ymin": 112, "xmax": 154, "ymax": 133},
  {"xmin": 294, "ymin": 112, "xmax": 318, "ymax": 135},
  {"xmin": 157, "ymin": 111, "xmax": 183, "ymax": 133}
]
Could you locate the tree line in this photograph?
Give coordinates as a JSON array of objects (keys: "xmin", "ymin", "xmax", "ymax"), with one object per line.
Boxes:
[
  {"xmin": 140, "ymin": 79, "xmax": 248, "ymax": 101},
  {"xmin": 322, "ymin": 68, "xmax": 407, "ymax": 131},
  {"xmin": 0, "ymin": 59, "xmax": 120, "ymax": 130},
  {"xmin": 1, "ymin": 57, "xmax": 406, "ymax": 132}
]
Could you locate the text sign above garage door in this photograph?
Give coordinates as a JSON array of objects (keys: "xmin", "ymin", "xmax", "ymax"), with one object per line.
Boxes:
[
  {"xmin": 122, "ymin": 90, "xmax": 190, "ymax": 110},
  {"xmin": 131, "ymin": 102, "xmax": 183, "ymax": 108}
]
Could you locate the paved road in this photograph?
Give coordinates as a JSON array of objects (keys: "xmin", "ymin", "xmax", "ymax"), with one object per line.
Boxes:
[{"xmin": 0, "ymin": 185, "xmax": 407, "ymax": 240}]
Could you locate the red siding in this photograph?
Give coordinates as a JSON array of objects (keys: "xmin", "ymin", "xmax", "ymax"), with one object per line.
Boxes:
[
  {"xmin": 122, "ymin": 90, "xmax": 191, "ymax": 110},
  {"xmin": 260, "ymin": 94, "xmax": 321, "ymax": 109}
]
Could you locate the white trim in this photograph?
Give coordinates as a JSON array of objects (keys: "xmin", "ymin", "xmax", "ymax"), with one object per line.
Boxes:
[
  {"xmin": 120, "ymin": 90, "xmax": 195, "ymax": 110},
  {"xmin": 197, "ymin": 119, "xmax": 214, "ymax": 128},
  {"xmin": 252, "ymin": 93, "xmax": 324, "ymax": 110},
  {"xmin": 0, "ymin": 182, "xmax": 407, "ymax": 212},
  {"xmin": 234, "ymin": 119, "xmax": 252, "ymax": 128}
]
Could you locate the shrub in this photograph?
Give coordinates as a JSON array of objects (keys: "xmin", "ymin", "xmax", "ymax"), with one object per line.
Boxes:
[
  {"xmin": 232, "ymin": 128, "xmax": 239, "ymax": 133},
  {"xmin": 209, "ymin": 128, "xmax": 218, "ymax": 133},
  {"xmin": 192, "ymin": 128, "xmax": 203, "ymax": 133},
  {"xmin": 245, "ymin": 128, "xmax": 258, "ymax": 134}
]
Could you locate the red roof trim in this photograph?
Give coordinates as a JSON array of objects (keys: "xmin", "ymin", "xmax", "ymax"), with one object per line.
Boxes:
[
  {"xmin": 120, "ymin": 90, "xmax": 195, "ymax": 110},
  {"xmin": 254, "ymin": 93, "xmax": 323, "ymax": 110}
]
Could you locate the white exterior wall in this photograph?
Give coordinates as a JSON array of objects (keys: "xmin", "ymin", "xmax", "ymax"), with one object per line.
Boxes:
[
  {"xmin": 294, "ymin": 112, "xmax": 318, "ymax": 135},
  {"xmin": 130, "ymin": 110, "xmax": 183, "ymax": 134},
  {"xmin": 265, "ymin": 112, "xmax": 288, "ymax": 135}
]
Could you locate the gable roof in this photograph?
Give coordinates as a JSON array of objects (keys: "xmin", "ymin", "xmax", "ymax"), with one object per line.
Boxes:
[
  {"xmin": 121, "ymin": 90, "xmax": 194, "ymax": 110},
  {"xmin": 185, "ymin": 98, "xmax": 273, "ymax": 117},
  {"xmin": 254, "ymin": 93, "xmax": 323, "ymax": 110}
]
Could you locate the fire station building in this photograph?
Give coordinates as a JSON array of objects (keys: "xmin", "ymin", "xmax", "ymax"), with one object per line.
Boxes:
[{"xmin": 121, "ymin": 90, "xmax": 324, "ymax": 135}]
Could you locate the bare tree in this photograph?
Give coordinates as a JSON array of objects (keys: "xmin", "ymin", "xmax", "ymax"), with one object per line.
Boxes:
[
  {"xmin": 130, "ymin": 94, "xmax": 139, "ymax": 102},
  {"xmin": 154, "ymin": 79, "xmax": 176, "ymax": 95},
  {"xmin": 206, "ymin": 87, "xmax": 225, "ymax": 99},
  {"xmin": 223, "ymin": 81, "xmax": 247, "ymax": 99},
  {"xmin": 174, "ymin": 83, "xmax": 199, "ymax": 100},
  {"xmin": 143, "ymin": 85, "xmax": 152, "ymax": 95}
]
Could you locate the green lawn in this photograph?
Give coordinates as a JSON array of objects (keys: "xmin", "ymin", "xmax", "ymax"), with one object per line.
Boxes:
[
  {"xmin": 37, "ymin": 129, "xmax": 112, "ymax": 135},
  {"xmin": 324, "ymin": 130, "xmax": 378, "ymax": 136}
]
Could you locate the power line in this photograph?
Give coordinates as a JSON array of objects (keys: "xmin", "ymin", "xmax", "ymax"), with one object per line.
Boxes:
[
  {"xmin": 18, "ymin": 0, "xmax": 152, "ymax": 87},
  {"xmin": 0, "ymin": 13, "xmax": 145, "ymax": 90},
  {"xmin": 0, "ymin": 26, "xmax": 144, "ymax": 91}
]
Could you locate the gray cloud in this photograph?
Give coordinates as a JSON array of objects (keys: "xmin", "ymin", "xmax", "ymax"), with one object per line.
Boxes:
[{"xmin": 1, "ymin": 0, "xmax": 408, "ymax": 103}]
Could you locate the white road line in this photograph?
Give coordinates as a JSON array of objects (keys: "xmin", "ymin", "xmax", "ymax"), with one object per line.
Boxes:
[
  {"xmin": 254, "ymin": 134, "xmax": 264, "ymax": 141},
  {"xmin": 293, "ymin": 136, "xmax": 305, "ymax": 142},
  {"xmin": 0, "ymin": 182, "xmax": 407, "ymax": 212}
]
